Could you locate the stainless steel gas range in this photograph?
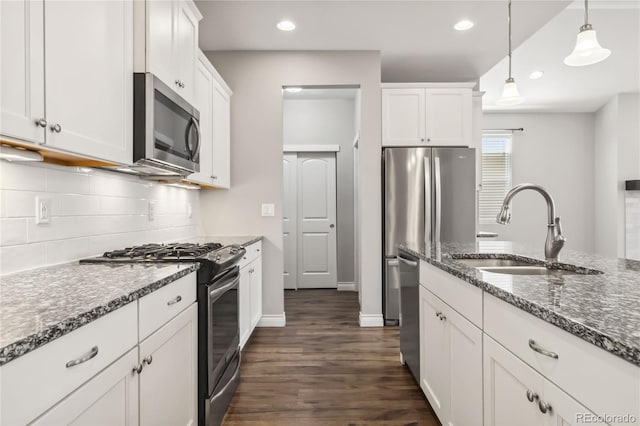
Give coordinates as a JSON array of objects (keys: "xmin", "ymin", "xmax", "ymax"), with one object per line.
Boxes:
[{"xmin": 81, "ymin": 242, "xmax": 245, "ymax": 426}]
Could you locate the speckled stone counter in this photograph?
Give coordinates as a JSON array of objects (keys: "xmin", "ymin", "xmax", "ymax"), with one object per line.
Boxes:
[
  {"xmin": 196, "ymin": 235, "xmax": 263, "ymax": 247},
  {"xmin": 399, "ymin": 241, "xmax": 640, "ymax": 367},
  {"xmin": 0, "ymin": 262, "xmax": 199, "ymax": 366}
]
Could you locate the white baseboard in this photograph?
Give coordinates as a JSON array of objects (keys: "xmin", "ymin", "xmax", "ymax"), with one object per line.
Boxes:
[
  {"xmin": 257, "ymin": 313, "xmax": 286, "ymax": 327},
  {"xmin": 337, "ymin": 282, "xmax": 356, "ymax": 291},
  {"xmin": 359, "ymin": 312, "xmax": 384, "ymax": 327}
]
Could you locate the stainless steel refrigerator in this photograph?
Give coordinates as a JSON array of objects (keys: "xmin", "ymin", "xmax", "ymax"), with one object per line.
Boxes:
[{"xmin": 383, "ymin": 147, "xmax": 476, "ymax": 325}]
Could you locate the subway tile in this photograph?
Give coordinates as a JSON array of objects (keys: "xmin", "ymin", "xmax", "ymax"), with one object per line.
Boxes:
[
  {"xmin": 3, "ymin": 191, "xmax": 39, "ymax": 217},
  {"xmin": 101, "ymin": 196, "xmax": 147, "ymax": 215},
  {"xmin": 46, "ymin": 237, "xmax": 93, "ymax": 265},
  {"xmin": 55, "ymin": 194, "xmax": 101, "ymax": 216},
  {"xmin": 46, "ymin": 168, "xmax": 91, "ymax": 194},
  {"xmin": 0, "ymin": 243, "xmax": 46, "ymax": 275},
  {"xmin": 0, "ymin": 162, "xmax": 46, "ymax": 191},
  {"xmin": 0, "ymin": 218, "xmax": 28, "ymax": 246},
  {"xmin": 26, "ymin": 216, "xmax": 98, "ymax": 243}
]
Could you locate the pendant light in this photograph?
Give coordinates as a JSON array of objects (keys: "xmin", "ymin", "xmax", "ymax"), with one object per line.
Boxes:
[
  {"xmin": 564, "ymin": 0, "xmax": 610, "ymax": 66},
  {"xmin": 496, "ymin": 0, "xmax": 525, "ymax": 106}
]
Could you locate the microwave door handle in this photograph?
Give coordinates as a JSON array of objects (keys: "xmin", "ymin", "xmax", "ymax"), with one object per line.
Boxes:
[{"xmin": 190, "ymin": 117, "xmax": 201, "ymax": 160}]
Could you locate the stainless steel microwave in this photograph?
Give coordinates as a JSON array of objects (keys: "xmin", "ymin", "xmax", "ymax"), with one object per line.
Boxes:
[{"xmin": 132, "ymin": 73, "xmax": 200, "ymax": 177}]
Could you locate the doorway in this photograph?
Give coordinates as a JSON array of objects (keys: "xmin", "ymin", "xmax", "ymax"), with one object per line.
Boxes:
[{"xmin": 282, "ymin": 85, "xmax": 360, "ymax": 292}]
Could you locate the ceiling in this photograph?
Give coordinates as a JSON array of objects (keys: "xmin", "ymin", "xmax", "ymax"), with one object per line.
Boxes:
[
  {"xmin": 481, "ymin": 1, "xmax": 640, "ymax": 112},
  {"xmin": 196, "ymin": 0, "xmax": 571, "ymax": 82}
]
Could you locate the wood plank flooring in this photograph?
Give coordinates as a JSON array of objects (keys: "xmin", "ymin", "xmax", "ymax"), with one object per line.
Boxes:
[{"xmin": 222, "ymin": 289, "xmax": 439, "ymax": 425}]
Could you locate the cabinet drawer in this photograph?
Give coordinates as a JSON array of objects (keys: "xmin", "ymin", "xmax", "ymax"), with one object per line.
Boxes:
[
  {"xmin": 419, "ymin": 260, "xmax": 482, "ymax": 327},
  {"xmin": 484, "ymin": 293, "xmax": 640, "ymax": 423},
  {"xmin": 139, "ymin": 272, "xmax": 197, "ymax": 341},
  {"xmin": 0, "ymin": 302, "xmax": 137, "ymax": 426},
  {"xmin": 239, "ymin": 241, "xmax": 261, "ymax": 269}
]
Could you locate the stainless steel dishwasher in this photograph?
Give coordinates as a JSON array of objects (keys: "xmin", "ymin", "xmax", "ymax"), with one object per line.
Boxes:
[{"xmin": 399, "ymin": 251, "xmax": 420, "ymax": 383}]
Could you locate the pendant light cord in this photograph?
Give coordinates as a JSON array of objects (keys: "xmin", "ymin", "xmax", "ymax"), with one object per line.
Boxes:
[
  {"xmin": 584, "ymin": 0, "xmax": 589, "ymax": 25},
  {"xmin": 507, "ymin": 0, "xmax": 512, "ymax": 79}
]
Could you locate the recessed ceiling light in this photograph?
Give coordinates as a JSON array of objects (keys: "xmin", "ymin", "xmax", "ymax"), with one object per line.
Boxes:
[
  {"xmin": 284, "ymin": 87, "xmax": 302, "ymax": 93},
  {"xmin": 277, "ymin": 20, "xmax": 296, "ymax": 32},
  {"xmin": 529, "ymin": 70, "xmax": 545, "ymax": 80},
  {"xmin": 454, "ymin": 20, "xmax": 474, "ymax": 31}
]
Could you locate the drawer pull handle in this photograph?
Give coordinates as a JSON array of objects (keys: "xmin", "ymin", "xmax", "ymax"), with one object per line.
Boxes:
[
  {"xmin": 526, "ymin": 389, "xmax": 538, "ymax": 402},
  {"xmin": 133, "ymin": 363, "xmax": 143, "ymax": 375},
  {"xmin": 528, "ymin": 339, "xmax": 559, "ymax": 359},
  {"xmin": 538, "ymin": 399, "xmax": 553, "ymax": 414},
  {"xmin": 167, "ymin": 295, "xmax": 182, "ymax": 306},
  {"xmin": 143, "ymin": 355, "xmax": 153, "ymax": 365},
  {"xmin": 66, "ymin": 346, "xmax": 99, "ymax": 368}
]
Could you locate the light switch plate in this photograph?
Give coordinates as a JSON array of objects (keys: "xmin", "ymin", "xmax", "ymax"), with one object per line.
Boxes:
[
  {"xmin": 35, "ymin": 197, "xmax": 52, "ymax": 225},
  {"xmin": 261, "ymin": 203, "xmax": 275, "ymax": 217}
]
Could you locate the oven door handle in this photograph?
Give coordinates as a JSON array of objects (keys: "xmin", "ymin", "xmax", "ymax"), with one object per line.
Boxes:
[{"xmin": 209, "ymin": 273, "xmax": 240, "ymax": 301}]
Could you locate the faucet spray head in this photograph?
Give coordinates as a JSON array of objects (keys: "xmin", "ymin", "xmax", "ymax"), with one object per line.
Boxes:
[{"xmin": 496, "ymin": 204, "xmax": 512, "ymax": 225}]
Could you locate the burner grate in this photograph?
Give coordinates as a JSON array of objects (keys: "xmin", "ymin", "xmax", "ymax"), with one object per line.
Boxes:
[{"xmin": 103, "ymin": 242, "xmax": 222, "ymax": 260}]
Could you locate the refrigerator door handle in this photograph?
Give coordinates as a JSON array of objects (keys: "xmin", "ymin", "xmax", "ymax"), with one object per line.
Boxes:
[
  {"xmin": 434, "ymin": 155, "xmax": 442, "ymax": 243},
  {"xmin": 424, "ymin": 157, "xmax": 431, "ymax": 245}
]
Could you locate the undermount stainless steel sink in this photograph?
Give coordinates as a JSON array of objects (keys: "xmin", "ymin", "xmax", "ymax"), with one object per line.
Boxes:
[
  {"xmin": 454, "ymin": 258, "xmax": 536, "ymax": 268},
  {"xmin": 479, "ymin": 266, "xmax": 579, "ymax": 276}
]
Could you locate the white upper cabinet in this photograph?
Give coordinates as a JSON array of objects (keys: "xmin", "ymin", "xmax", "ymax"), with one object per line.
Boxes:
[
  {"xmin": 44, "ymin": 0, "xmax": 133, "ymax": 165},
  {"xmin": 382, "ymin": 83, "xmax": 474, "ymax": 147},
  {"xmin": 143, "ymin": 0, "xmax": 202, "ymax": 105},
  {"xmin": 187, "ymin": 51, "xmax": 232, "ymax": 189},
  {"xmin": 0, "ymin": 0, "xmax": 45, "ymax": 145}
]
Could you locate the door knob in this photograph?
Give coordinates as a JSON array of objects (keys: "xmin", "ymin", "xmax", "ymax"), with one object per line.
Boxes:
[
  {"xmin": 35, "ymin": 118, "xmax": 47, "ymax": 128},
  {"xmin": 50, "ymin": 123, "xmax": 62, "ymax": 133},
  {"xmin": 330, "ymin": 224, "xmax": 335, "ymax": 228}
]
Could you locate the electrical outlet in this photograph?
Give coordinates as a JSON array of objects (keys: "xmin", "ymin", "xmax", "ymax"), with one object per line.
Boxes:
[
  {"xmin": 261, "ymin": 203, "xmax": 275, "ymax": 217},
  {"xmin": 148, "ymin": 200, "xmax": 156, "ymax": 221},
  {"xmin": 35, "ymin": 197, "xmax": 52, "ymax": 225}
]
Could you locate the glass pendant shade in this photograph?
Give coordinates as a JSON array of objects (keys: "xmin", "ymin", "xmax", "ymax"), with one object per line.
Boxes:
[
  {"xmin": 496, "ymin": 78, "xmax": 525, "ymax": 106},
  {"xmin": 564, "ymin": 26, "xmax": 611, "ymax": 66}
]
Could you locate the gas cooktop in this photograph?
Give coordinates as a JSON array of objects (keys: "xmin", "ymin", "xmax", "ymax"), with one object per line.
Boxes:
[{"xmin": 80, "ymin": 242, "xmax": 243, "ymax": 264}]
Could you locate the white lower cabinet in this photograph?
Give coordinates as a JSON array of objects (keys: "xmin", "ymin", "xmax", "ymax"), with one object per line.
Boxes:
[
  {"xmin": 139, "ymin": 303, "xmax": 198, "ymax": 426},
  {"xmin": 419, "ymin": 285, "xmax": 482, "ymax": 426},
  {"xmin": 32, "ymin": 348, "xmax": 139, "ymax": 426},
  {"xmin": 239, "ymin": 241, "xmax": 263, "ymax": 349},
  {"xmin": 484, "ymin": 335, "xmax": 604, "ymax": 426}
]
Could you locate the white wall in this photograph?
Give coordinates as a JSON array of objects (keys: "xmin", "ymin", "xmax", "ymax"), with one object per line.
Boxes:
[
  {"xmin": 481, "ymin": 113, "xmax": 595, "ymax": 253},
  {"xmin": 594, "ymin": 93, "xmax": 640, "ymax": 258},
  {"xmin": 283, "ymin": 96, "xmax": 357, "ymax": 284},
  {"xmin": 0, "ymin": 161, "xmax": 200, "ymax": 275},
  {"xmin": 201, "ymin": 51, "xmax": 382, "ymax": 324}
]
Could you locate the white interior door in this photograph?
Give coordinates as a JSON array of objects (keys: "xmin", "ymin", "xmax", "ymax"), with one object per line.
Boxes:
[
  {"xmin": 297, "ymin": 153, "xmax": 337, "ymax": 288},
  {"xmin": 283, "ymin": 153, "xmax": 298, "ymax": 290}
]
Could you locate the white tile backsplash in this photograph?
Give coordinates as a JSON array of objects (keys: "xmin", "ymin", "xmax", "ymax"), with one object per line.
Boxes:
[{"xmin": 0, "ymin": 162, "xmax": 201, "ymax": 275}]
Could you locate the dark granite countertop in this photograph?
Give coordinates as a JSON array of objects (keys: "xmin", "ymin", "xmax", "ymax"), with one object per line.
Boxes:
[
  {"xmin": 197, "ymin": 235, "xmax": 263, "ymax": 247},
  {"xmin": 0, "ymin": 262, "xmax": 199, "ymax": 366},
  {"xmin": 399, "ymin": 241, "xmax": 640, "ymax": 367}
]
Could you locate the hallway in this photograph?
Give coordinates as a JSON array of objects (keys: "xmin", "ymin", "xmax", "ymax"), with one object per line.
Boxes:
[{"xmin": 222, "ymin": 289, "xmax": 438, "ymax": 425}]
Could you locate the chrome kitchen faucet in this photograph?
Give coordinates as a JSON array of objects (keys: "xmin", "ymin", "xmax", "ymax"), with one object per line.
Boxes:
[{"xmin": 496, "ymin": 183, "xmax": 566, "ymax": 262}]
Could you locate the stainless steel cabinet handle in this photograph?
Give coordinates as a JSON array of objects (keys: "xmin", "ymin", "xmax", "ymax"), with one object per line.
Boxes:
[
  {"xmin": 143, "ymin": 355, "xmax": 153, "ymax": 365},
  {"xmin": 35, "ymin": 118, "xmax": 47, "ymax": 127},
  {"xmin": 50, "ymin": 123, "xmax": 62, "ymax": 133},
  {"xmin": 398, "ymin": 256, "xmax": 418, "ymax": 267},
  {"xmin": 211, "ymin": 175, "xmax": 218, "ymax": 179},
  {"xmin": 66, "ymin": 346, "xmax": 99, "ymax": 368},
  {"xmin": 132, "ymin": 363, "xmax": 143, "ymax": 374},
  {"xmin": 526, "ymin": 389, "xmax": 538, "ymax": 402},
  {"xmin": 528, "ymin": 339, "xmax": 559, "ymax": 359},
  {"xmin": 330, "ymin": 224, "xmax": 335, "ymax": 228},
  {"xmin": 538, "ymin": 399, "xmax": 552, "ymax": 414},
  {"xmin": 167, "ymin": 295, "xmax": 182, "ymax": 306}
]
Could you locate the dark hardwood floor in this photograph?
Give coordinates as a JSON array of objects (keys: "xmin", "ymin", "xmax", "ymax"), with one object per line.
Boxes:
[{"xmin": 222, "ymin": 289, "xmax": 439, "ymax": 425}]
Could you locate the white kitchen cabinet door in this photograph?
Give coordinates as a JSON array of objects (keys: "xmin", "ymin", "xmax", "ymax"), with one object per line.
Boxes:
[
  {"xmin": 419, "ymin": 286, "xmax": 450, "ymax": 421},
  {"xmin": 484, "ymin": 335, "xmax": 546, "ymax": 426},
  {"xmin": 188, "ymin": 53, "xmax": 215, "ymax": 186},
  {"xmin": 543, "ymin": 380, "xmax": 606, "ymax": 426},
  {"xmin": 0, "ymin": 0, "xmax": 45, "ymax": 145},
  {"xmin": 32, "ymin": 348, "xmax": 139, "ymax": 426},
  {"xmin": 447, "ymin": 302, "xmax": 483, "ymax": 426},
  {"xmin": 250, "ymin": 256, "xmax": 263, "ymax": 330},
  {"xmin": 175, "ymin": 1, "xmax": 199, "ymax": 104},
  {"xmin": 239, "ymin": 265, "xmax": 252, "ymax": 349},
  {"xmin": 425, "ymin": 89, "xmax": 471, "ymax": 146},
  {"xmin": 211, "ymin": 82, "xmax": 231, "ymax": 188},
  {"xmin": 146, "ymin": 0, "xmax": 176, "ymax": 91},
  {"xmin": 382, "ymin": 88, "xmax": 425, "ymax": 146},
  {"xmin": 44, "ymin": 0, "xmax": 133, "ymax": 164},
  {"xmin": 139, "ymin": 303, "xmax": 197, "ymax": 426}
]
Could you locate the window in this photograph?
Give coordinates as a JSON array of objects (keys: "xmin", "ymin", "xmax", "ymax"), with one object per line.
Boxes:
[{"xmin": 479, "ymin": 135, "xmax": 512, "ymax": 224}]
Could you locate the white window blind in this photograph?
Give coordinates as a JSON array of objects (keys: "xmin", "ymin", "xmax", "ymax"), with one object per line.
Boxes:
[{"xmin": 479, "ymin": 135, "xmax": 512, "ymax": 224}]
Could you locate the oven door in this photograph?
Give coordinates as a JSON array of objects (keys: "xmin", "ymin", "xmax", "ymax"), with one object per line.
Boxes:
[{"xmin": 206, "ymin": 267, "xmax": 240, "ymax": 395}]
